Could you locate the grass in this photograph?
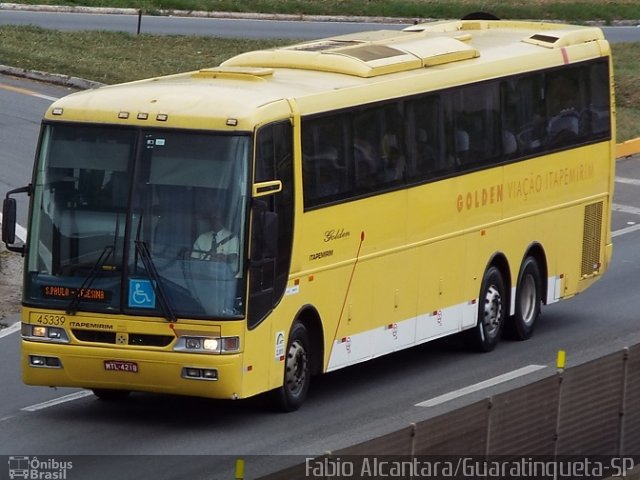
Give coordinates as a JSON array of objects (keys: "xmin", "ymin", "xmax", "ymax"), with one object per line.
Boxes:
[
  {"xmin": 6, "ymin": 0, "xmax": 640, "ymax": 24},
  {"xmin": 0, "ymin": 26, "xmax": 289, "ymax": 84},
  {"xmin": 613, "ymin": 42, "xmax": 640, "ymax": 141},
  {"xmin": 0, "ymin": 24, "xmax": 639, "ymax": 141}
]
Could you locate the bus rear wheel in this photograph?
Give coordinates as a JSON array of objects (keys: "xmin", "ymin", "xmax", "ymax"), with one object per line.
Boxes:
[
  {"xmin": 465, "ymin": 266, "xmax": 506, "ymax": 352},
  {"xmin": 272, "ymin": 322, "xmax": 311, "ymax": 412},
  {"xmin": 507, "ymin": 256, "xmax": 541, "ymax": 340}
]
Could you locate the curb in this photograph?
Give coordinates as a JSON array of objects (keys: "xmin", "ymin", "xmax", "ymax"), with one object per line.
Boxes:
[{"xmin": 0, "ymin": 64, "xmax": 105, "ymax": 90}]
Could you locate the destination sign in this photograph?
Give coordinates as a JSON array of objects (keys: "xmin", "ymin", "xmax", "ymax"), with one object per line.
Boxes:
[{"xmin": 41, "ymin": 285, "xmax": 112, "ymax": 302}]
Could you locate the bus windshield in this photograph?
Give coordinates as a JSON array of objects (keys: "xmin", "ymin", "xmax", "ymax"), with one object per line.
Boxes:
[{"xmin": 25, "ymin": 124, "xmax": 250, "ymax": 319}]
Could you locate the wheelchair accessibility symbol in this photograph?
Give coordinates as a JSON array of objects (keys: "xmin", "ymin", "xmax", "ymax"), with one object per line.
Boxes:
[{"xmin": 128, "ymin": 279, "xmax": 156, "ymax": 308}]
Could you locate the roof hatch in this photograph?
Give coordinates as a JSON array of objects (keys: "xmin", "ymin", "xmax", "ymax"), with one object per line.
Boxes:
[
  {"xmin": 222, "ymin": 31, "xmax": 479, "ymax": 78},
  {"xmin": 522, "ymin": 27, "xmax": 604, "ymax": 48}
]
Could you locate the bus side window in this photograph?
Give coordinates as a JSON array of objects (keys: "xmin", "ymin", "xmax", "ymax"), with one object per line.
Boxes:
[
  {"xmin": 545, "ymin": 70, "xmax": 581, "ymax": 148},
  {"xmin": 352, "ymin": 109, "xmax": 381, "ymax": 192},
  {"xmin": 453, "ymin": 83, "xmax": 501, "ymax": 168},
  {"xmin": 510, "ymin": 74, "xmax": 546, "ymax": 155},
  {"xmin": 302, "ymin": 115, "xmax": 348, "ymax": 207},
  {"xmin": 379, "ymin": 104, "xmax": 406, "ymax": 184},
  {"xmin": 583, "ymin": 61, "xmax": 611, "ymax": 137},
  {"xmin": 353, "ymin": 136, "xmax": 377, "ymax": 190},
  {"xmin": 304, "ymin": 147, "xmax": 342, "ymax": 200},
  {"xmin": 500, "ymin": 81, "xmax": 521, "ymax": 160},
  {"xmin": 406, "ymin": 95, "xmax": 445, "ymax": 181},
  {"xmin": 352, "ymin": 102, "xmax": 406, "ymax": 191}
]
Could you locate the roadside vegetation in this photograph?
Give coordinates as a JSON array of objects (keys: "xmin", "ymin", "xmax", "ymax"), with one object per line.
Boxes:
[
  {"xmin": 0, "ymin": 25, "xmax": 289, "ymax": 84},
  {"xmin": 0, "ymin": 22, "xmax": 639, "ymax": 140},
  {"xmin": 6, "ymin": 0, "xmax": 640, "ymax": 24}
]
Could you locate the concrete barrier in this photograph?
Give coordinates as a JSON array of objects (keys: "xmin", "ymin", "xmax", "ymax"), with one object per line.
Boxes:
[{"xmin": 259, "ymin": 343, "xmax": 640, "ymax": 479}]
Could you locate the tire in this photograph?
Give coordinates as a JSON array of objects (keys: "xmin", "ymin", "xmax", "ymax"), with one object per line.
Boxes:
[
  {"xmin": 272, "ymin": 322, "xmax": 311, "ymax": 412},
  {"xmin": 465, "ymin": 266, "xmax": 506, "ymax": 352},
  {"xmin": 507, "ymin": 257, "xmax": 541, "ymax": 341},
  {"xmin": 92, "ymin": 389, "xmax": 131, "ymax": 401}
]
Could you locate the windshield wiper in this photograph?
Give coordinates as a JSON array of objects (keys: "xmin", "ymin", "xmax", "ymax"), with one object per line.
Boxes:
[
  {"xmin": 134, "ymin": 240, "xmax": 177, "ymax": 323},
  {"xmin": 66, "ymin": 245, "xmax": 114, "ymax": 315}
]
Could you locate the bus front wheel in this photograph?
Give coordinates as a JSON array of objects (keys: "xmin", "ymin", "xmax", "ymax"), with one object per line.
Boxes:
[
  {"xmin": 466, "ymin": 266, "xmax": 506, "ymax": 352},
  {"xmin": 272, "ymin": 322, "xmax": 311, "ymax": 412}
]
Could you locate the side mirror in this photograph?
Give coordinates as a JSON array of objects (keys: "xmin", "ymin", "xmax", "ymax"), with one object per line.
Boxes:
[
  {"xmin": 2, "ymin": 197, "xmax": 17, "ymax": 245},
  {"xmin": 2, "ymin": 185, "xmax": 29, "ymax": 254}
]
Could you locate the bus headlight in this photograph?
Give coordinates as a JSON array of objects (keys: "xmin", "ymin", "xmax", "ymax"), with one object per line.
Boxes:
[
  {"xmin": 22, "ymin": 323, "xmax": 70, "ymax": 343},
  {"xmin": 174, "ymin": 336, "xmax": 240, "ymax": 354},
  {"xmin": 185, "ymin": 337, "xmax": 202, "ymax": 350},
  {"xmin": 202, "ymin": 338, "xmax": 219, "ymax": 351}
]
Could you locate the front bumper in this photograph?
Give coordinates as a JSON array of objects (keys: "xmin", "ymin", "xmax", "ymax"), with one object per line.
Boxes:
[{"xmin": 22, "ymin": 340, "xmax": 244, "ymax": 400}]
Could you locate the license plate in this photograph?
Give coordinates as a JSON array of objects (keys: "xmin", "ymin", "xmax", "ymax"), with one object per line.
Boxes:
[{"xmin": 104, "ymin": 360, "xmax": 139, "ymax": 373}]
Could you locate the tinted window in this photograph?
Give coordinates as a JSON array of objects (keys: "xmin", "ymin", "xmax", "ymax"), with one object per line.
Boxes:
[{"xmin": 301, "ymin": 59, "xmax": 611, "ymax": 210}]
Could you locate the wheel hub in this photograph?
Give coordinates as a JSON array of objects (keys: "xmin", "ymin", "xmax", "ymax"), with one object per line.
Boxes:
[
  {"xmin": 483, "ymin": 285, "xmax": 503, "ymax": 336},
  {"xmin": 285, "ymin": 340, "xmax": 307, "ymax": 395}
]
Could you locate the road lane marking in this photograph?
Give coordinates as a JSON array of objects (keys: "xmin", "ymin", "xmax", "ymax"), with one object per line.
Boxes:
[
  {"xmin": 613, "ymin": 224, "xmax": 640, "ymax": 237},
  {"xmin": 612, "ymin": 203, "xmax": 640, "ymax": 216},
  {"xmin": 612, "ymin": 202, "xmax": 640, "ymax": 237},
  {"xmin": 0, "ymin": 82, "xmax": 59, "ymax": 102},
  {"xmin": 616, "ymin": 176, "xmax": 640, "ymax": 187},
  {"xmin": 0, "ymin": 322, "xmax": 21, "ymax": 339},
  {"xmin": 415, "ymin": 364, "xmax": 547, "ymax": 407},
  {"xmin": 21, "ymin": 391, "xmax": 94, "ymax": 412}
]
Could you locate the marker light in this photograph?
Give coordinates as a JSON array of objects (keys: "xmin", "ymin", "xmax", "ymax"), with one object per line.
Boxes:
[
  {"xmin": 181, "ymin": 367, "xmax": 218, "ymax": 381},
  {"xmin": 29, "ymin": 355, "xmax": 63, "ymax": 368},
  {"xmin": 222, "ymin": 337, "xmax": 240, "ymax": 352}
]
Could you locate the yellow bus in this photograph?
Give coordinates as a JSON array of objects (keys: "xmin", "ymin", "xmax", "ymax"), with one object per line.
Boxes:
[{"xmin": 2, "ymin": 16, "xmax": 615, "ymax": 411}]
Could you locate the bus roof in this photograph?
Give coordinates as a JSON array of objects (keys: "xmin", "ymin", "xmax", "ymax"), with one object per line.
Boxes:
[{"xmin": 46, "ymin": 19, "xmax": 607, "ymax": 130}]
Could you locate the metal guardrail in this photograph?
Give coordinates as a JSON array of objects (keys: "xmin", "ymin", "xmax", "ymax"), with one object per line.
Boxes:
[{"xmin": 258, "ymin": 344, "xmax": 640, "ymax": 479}]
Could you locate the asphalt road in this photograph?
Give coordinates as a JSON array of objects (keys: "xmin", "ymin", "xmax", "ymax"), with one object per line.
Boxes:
[
  {"xmin": 0, "ymin": 76, "xmax": 74, "ymax": 227},
  {"xmin": 0, "ymin": 9, "xmax": 406, "ymax": 39},
  {"xmin": 1, "ymin": 75, "xmax": 640, "ymax": 479},
  {"xmin": 1, "ymin": 8, "xmax": 640, "ymax": 41},
  {"xmin": 1, "ymin": 11, "xmax": 640, "ymax": 478}
]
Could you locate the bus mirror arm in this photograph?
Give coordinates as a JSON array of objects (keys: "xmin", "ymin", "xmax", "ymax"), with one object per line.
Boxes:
[{"xmin": 2, "ymin": 185, "xmax": 30, "ymax": 255}]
